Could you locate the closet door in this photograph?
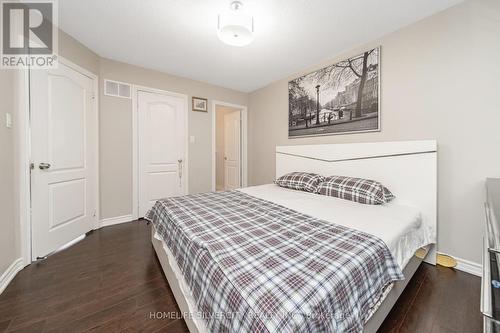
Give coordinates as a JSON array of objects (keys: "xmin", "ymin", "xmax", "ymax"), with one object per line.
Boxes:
[{"xmin": 138, "ymin": 91, "xmax": 187, "ymax": 217}]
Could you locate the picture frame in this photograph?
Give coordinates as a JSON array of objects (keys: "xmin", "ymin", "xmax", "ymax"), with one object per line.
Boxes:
[
  {"xmin": 288, "ymin": 47, "xmax": 380, "ymax": 138},
  {"xmin": 192, "ymin": 97, "xmax": 208, "ymax": 112}
]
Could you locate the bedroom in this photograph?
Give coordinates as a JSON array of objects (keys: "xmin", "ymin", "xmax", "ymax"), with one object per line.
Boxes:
[{"xmin": 0, "ymin": 0, "xmax": 498, "ymax": 332}]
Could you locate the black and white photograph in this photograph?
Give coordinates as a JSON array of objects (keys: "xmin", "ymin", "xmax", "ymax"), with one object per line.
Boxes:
[
  {"xmin": 192, "ymin": 96, "xmax": 208, "ymax": 112},
  {"xmin": 288, "ymin": 47, "xmax": 380, "ymax": 138}
]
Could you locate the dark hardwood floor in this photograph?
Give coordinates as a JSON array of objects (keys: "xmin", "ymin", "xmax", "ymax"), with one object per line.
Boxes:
[{"xmin": 0, "ymin": 221, "xmax": 483, "ymax": 333}]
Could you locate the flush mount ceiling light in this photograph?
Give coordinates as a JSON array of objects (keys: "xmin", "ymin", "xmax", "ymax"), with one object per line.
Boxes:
[{"xmin": 217, "ymin": 1, "xmax": 254, "ymax": 47}]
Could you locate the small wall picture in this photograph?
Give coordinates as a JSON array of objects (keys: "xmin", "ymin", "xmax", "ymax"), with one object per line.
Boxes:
[
  {"xmin": 192, "ymin": 97, "xmax": 208, "ymax": 112},
  {"xmin": 288, "ymin": 47, "xmax": 380, "ymax": 138}
]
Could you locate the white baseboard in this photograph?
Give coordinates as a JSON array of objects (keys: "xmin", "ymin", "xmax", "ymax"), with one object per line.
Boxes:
[
  {"xmin": 454, "ymin": 256, "xmax": 482, "ymax": 277},
  {"xmin": 0, "ymin": 258, "xmax": 23, "ymax": 295},
  {"xmin": 99, "ymin": 214, "xmax": 134, "ymax": 228}
]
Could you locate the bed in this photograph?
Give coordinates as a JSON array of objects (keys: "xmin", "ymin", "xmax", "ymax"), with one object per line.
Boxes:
[{"xmin": 148, "ymin": 140, "xmax": 437, "ymax": 333}]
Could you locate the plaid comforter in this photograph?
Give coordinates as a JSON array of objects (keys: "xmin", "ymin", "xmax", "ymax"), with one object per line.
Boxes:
[{"xmin": 145, "ymin": 190, "xmax": 403, "ymax": 333}]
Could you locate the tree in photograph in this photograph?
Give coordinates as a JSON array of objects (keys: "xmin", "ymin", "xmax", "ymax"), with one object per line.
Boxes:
[
  {"xmin": 289, "ymin": 78, "xmax": 316, "ymax": 127},
  {"xmin": 289, "ymin": 79, "xmax": 305, "ymax": 113},
  {"xmin": 313, "ymin": 48, "xmax": 376, "ymax": 119}
]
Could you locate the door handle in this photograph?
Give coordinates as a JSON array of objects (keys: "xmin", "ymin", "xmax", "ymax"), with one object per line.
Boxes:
[
  {"xmin": 39, "ymin": 163, "xmax": 51, "ymax": 170},
  {"xmin": 224, "ymin": 157, "xmax": 227, "ymax": 160}
]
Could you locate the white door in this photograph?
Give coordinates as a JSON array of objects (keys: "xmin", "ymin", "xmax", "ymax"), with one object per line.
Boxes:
[
  {"xmin": 223, "ymin": 111, "xmax": 241, "ymax": 190},
  {"xmin": 138, "ymin": 91, "xmax": 187, "ymax": 217},
  {"xmin": 31, "ymin": 62, "xmax": 97, "ymax": 260}
]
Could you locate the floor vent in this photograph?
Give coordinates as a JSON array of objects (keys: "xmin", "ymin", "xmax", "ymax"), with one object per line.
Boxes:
[{"xmin": 104, "ymin": 79, "xmax": 131, "ymax": 99}]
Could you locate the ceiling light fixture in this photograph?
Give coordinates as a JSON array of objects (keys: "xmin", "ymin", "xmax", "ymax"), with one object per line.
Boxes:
[{"xmin": 217, "ymin": 1, "xmax": 254, "ymax": 47}]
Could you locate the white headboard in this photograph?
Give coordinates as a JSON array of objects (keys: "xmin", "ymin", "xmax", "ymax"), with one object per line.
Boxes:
[{"xmin": 276, "ymin": 140, "xmax": 437, "ymax": 261}]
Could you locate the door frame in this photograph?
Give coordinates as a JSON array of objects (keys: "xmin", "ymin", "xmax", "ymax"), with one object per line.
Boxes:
[
  {"xmin": 131, "ymin": 85, "xmax": 189, "ymax": 220},
  {"xmin": 211, "ymin": 100, "xmax": 248, "ymax": 192},
  {"xmin": 16, "ymin": 56, "xmax": 99, "ymax": 266}
]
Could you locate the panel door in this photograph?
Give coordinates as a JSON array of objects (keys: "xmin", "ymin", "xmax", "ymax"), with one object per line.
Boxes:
[
  {"xmin": 224, "ymin": 111, "xmax": 241, "ymax": 190},
  {"xmin": 31, "ymin": 62, "xmax": 97, "ymax": 260},
  {"xmin": 138, "ymin": 91, "xmax": 186, "ymax": 217}
]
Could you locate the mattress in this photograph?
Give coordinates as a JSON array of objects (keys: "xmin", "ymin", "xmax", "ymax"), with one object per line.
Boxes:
[
  {"xmin": 239, "ymin": 184, "xmax": 433, "ymax": 270},
  {"xmin": 151, "ymin": 184, "xmax": 433, "ymax": 332}
]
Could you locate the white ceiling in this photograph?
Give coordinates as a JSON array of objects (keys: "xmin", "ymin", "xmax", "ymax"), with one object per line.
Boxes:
[{"xmin": 59, "ymin": 0, "xmax": 463, "ymax": 92}]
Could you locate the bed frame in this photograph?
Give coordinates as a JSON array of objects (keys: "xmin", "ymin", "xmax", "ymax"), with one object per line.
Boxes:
[{"xmin": 152, "ymin": 140, "xmax": 438, "ymax": 333}]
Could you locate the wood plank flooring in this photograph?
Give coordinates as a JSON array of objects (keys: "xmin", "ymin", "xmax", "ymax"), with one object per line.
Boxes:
[{"xmin": 0, "ymin": 221, "xmax": 483, "ymax": 332}]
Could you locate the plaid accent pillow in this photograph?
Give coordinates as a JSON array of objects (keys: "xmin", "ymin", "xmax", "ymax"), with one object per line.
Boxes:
[
  {"xmin": 317, "ymin": 175, "xmax": 395, "ymax": 205},
  {"xmin": 274, "ymin": 172, "xmax": 325, "ymax": 193}
]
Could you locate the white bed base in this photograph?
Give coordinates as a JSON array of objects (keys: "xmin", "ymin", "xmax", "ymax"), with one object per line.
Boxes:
[
  {"xmin": 152, "ymin": 231, "xmax": 208, "ymax": 333},
  {"xmin": 151, "ymin": 140, "xmax": 437, "ymax": 333}
]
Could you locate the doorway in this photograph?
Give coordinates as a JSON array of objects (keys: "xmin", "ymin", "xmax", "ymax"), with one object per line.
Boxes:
[{"xmin": 212, "ymin": 101, "xmax": 248, "ymax": 192}]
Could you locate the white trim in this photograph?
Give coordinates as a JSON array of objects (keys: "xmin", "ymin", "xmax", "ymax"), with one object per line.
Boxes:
[
  {"xmin": 211, "ymin": 100, "xmax": 248, "ymax": 192},
  {"xmin": 0, "ymin": 258, "xmax": 23, "ymax": 295},
  {"xmin": 17, "ymin": 55, "xmax": 100, "ymax": 265},
  {"xmin": 93, "ymin": 70, "xmax": 100, "ymax": 228},
  {"xmin": 276, "ymin": 140, "xmax": 436, "ymax": 162},
  {"xmin": 132, "ymin": 87, "xmax": 138, "ymax": 220},
  {"xmin": 453, "ymin": 255, "xmax": 482, "ymax": 277},
  {"xmin": 132, "ymin": 85, "xmax": 189, "ymax": 219},
  {"xmin": 15, "ymin": 69, "xmax": 31, "ymax": 267},
  {"xmin": 99, "ymin": 215, "xmax": 135, "ymax": 228},
  {"xmin": 58, "ymin": 56, "xmax": 97, "ymax": 81}
]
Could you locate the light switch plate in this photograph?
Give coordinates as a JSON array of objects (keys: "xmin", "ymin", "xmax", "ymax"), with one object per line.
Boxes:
[
  {"xmin": 189, "ymin": 135, "xmax": 195, "ymax": 143},
  {"xmin": 5, "ymin": 112, "xmax": 12, "ymax": 128}
]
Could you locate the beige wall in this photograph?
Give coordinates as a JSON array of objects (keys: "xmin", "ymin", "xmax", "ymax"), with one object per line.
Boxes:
[
  {"xmin": 248, "ymin": 0, "xmax": 500, "ymax": 264},
  {"xmin": 0, "ymin": 69, "xmax": 19, "ymax": 274},
  {"xmin": 99, "ymin": 58, "xmax": 248, "ymax": 219},
  {"xmin": 59, "ymin": 30, "xmax": 100, "ymax": 75}
]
